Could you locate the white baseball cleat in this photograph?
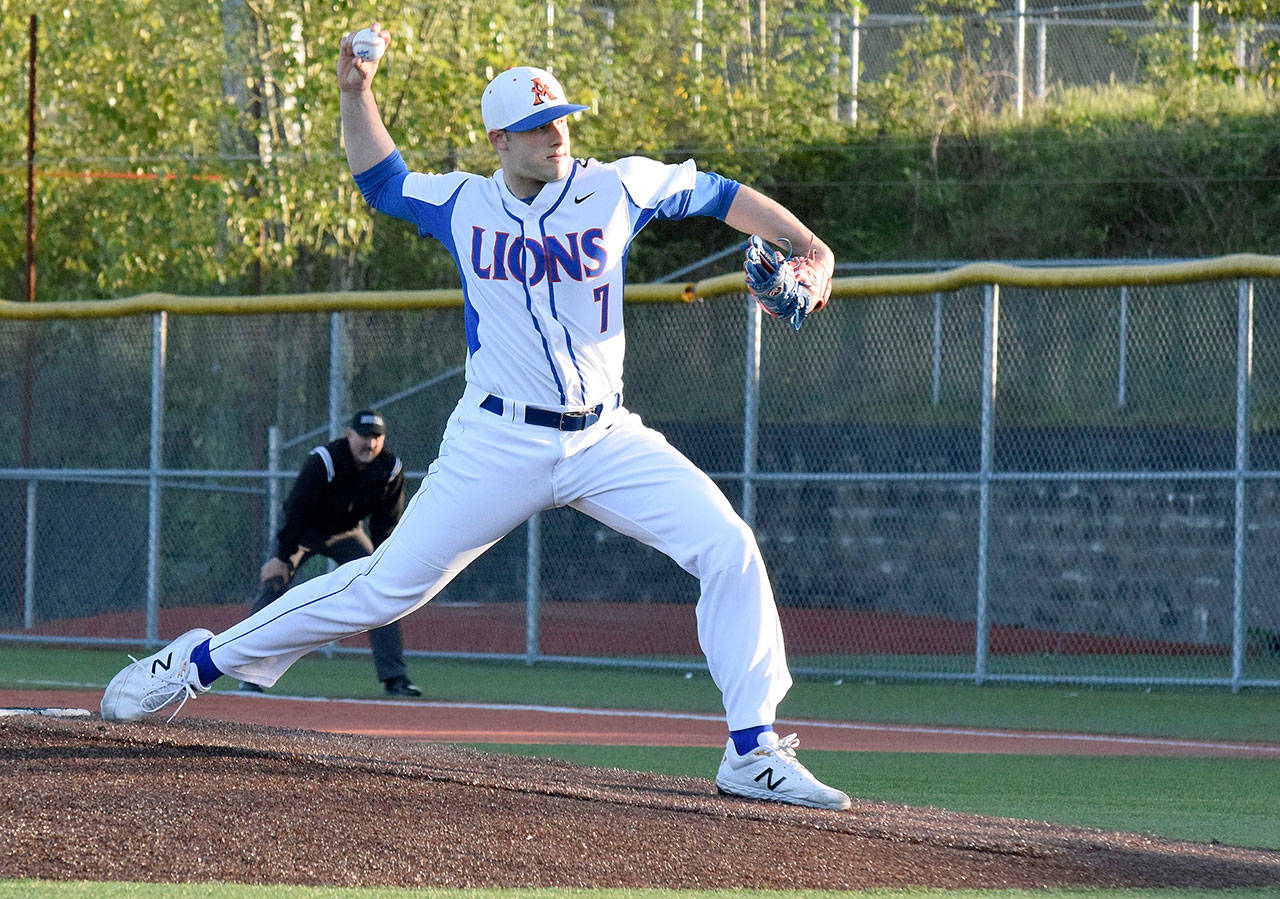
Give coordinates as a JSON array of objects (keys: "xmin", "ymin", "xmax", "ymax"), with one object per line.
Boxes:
[
  {"xmin": 716, "ymin": 731, "xmax": 851, "ymax": 810},
  {"xmin": 100, "ymin": 628, "xmax": 214, "ymax": 723}
]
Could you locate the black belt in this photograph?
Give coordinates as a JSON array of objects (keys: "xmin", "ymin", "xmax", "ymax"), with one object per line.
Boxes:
[{"xmin": 480, "ymin": 394, "xmax": 608, "ymax": 431}]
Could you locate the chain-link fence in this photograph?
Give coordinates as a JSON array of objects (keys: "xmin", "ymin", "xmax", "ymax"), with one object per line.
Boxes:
[
  {"xmin": 840, "ymin": 2, "xmax": 1280, "ymax": 121},
  {"xmin": 4, "ymin": 261, "xmax": 1280, "ymax": 688}
]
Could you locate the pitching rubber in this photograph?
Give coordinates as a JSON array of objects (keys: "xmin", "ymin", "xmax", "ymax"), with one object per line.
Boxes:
[{"xmin": 0, "ymin": 707, "xmax": 91, "ymax": 718}]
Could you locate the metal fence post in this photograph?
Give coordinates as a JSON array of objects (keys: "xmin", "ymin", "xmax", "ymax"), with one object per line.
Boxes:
[
  {"xmin": 742, "ymin": 294, "xmax": 763, "ymax": 527},
  {"xmin": 146, "ymin": 310, "xmax": 167, "ymax": 646},
  {"xmin": 1236, "ymin": 26, "xmax": 1247, "ymax": 91},
  {"xmin": 1036, "ymin": 18, "xmax": 1047, "ymax": 100},
  {"xmin": 1188, "ymin": 1, "xmax": 1200, "ymax": 65},
  {"xmin": 1231, "ymin": 278, "xmax": 1253, "ymax": 691},
  {"xmin": 849, "ymin": 5, "xmax": 860, "ymax": 123},
  {"xmin": 322, "ymin": 311, "xmax": 347, "ymax": 658},
  {"xmin": 24, "ymin": 481, "xmax": 36, "ymax": 629},
  {"xmin": 328, "ymin": 311, "xmax": 346, "ymax": 441},
  {"xmin": 1015, "ymin": 0, "xmax": 1026, "ymax": 117},
  {"xmin": 828, "ymin": 14, "xmax": 841, "ymax": 120},
  {"xmin": 975, "ymin": 284, "xmax": 999, "ymax": 684},
  {"xmin": 932, "ymin": 290, "xmax": 943, "ymax": 405},
  {"xmin": 693, "ymin": 0, "xmax": 704, "ymax": 113},
  {"xmin": 1118, "ymin": 285, "xmax": 1129, "ymax": 409},
  {"xmin": 526, "ymin": 513, "xmax": 541, "ymax": 664},
  {"xmin": 266, "ymin": 425, "xmax": 281, "ymax": 551}
]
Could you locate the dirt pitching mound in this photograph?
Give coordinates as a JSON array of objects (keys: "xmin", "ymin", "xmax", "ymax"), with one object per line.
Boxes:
[{"xmin": 3, "ymin": 716, "xmax": 1279, "ymax": 890}]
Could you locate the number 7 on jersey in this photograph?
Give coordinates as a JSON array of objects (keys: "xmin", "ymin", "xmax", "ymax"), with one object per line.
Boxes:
[{"xmin": 593, "ymin": 284, "xmax": 609, "ymax": 333}]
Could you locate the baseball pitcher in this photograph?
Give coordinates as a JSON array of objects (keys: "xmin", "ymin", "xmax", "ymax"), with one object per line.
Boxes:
[{"xmin": 102, "ymin": 23, "xmax": 847, "ymax": 811}]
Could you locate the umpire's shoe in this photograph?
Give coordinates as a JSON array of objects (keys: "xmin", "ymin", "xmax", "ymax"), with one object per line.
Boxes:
[
  {"xmin": 100, "ymin": 628, "xmax": 214, "ymax": 723},
  {"xmin": 383, "ymin": 675, "xmax": 422, "ymax": 697},
  {"xmin": 716, "ymin": 731, "xmax": 851, "ymax": 810}
]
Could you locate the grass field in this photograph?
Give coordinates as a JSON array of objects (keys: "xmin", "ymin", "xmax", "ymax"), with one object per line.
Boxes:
[
  {"xmin": 6, "ymin": 646, "xmax": 1279, "ymax": 742},
  {"xmin": 467, "ymin": 744, "xmax": 1280, "ymax": 849},
  {"xmin": 3, "ymin": 645, "xmax": 1280, "ymax": 897}
]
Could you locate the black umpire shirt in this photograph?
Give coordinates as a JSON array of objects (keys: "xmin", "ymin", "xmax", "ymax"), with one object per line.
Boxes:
[{"xmin": 274, "ymin": 437, "xmax": 406, "ymax": 564}]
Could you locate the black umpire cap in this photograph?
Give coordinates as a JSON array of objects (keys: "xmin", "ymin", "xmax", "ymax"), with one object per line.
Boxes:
[{"xmin": 349, "ymin": 409, "xmax": 387, "ymax": 436}]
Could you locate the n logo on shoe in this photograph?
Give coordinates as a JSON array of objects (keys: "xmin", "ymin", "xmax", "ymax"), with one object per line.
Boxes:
[
  {"xmin": 151, "ymin": 653, "xmax": 174, "ymax": 675},
  {"xmin": 754, "ymin": 767, "xmax": 787, "ymax": 791}
]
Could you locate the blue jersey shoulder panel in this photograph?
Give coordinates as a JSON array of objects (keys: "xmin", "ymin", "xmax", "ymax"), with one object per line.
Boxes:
[
  {"xmin": 354, "ymin": 150, "xmax": 477, "ymax": 247},
  {"xmin": 611, "ymin": 156, "xmax": 697, "ymax": 212},
  {"xmin": 604, "ymin": 157, "xmax": 740, "ymax": 239}
]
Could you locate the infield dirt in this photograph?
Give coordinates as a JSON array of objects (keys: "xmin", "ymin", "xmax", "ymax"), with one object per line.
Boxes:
[{"xmin": 3, "ymin": 715, "xmax": 1280, "ymax": 890}]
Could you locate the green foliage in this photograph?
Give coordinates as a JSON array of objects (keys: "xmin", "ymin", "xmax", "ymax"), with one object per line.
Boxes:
[
  {"xmin": 860, "ymin": 0, "xmax": 1005, "ymax": 138},
  {"xmin": 0, "ymin": 0, "xmax": 860, "ymax": 301},
  {"xmin": 1123, "ymin": 0, "xmax": 1280, "ymax": 93},
  {"xmin": 758, "ymin": 80, "xmax": 1280, "ymax": 266},
  {"xmin": 3, "ymin": 0, "xmax": 1280, "ymax": 302}
]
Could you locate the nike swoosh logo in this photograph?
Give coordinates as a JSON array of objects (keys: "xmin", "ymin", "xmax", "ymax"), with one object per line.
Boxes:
[{"xmin": 574, "ymin": 192, "xmax": 595, "ymax": 204}]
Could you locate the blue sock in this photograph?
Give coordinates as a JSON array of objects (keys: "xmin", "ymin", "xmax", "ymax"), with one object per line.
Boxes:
[
  {"xmin": 189, "ymin": 638, "xmax": 223, "ymax": 689},
  {"xmin": 730, "ymin": 725, "xmax": 772, "ymax": 755}
]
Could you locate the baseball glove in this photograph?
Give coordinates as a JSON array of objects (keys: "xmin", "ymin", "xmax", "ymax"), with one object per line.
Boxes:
[{"xmin": 743, "ymin": 235, "xmax": 832, "ymax": 331}]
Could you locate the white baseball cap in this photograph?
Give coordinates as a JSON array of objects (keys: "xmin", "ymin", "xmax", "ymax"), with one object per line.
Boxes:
[{"xmin": 481, "ymin": 66, "xmax": 589, "ymax": 132}]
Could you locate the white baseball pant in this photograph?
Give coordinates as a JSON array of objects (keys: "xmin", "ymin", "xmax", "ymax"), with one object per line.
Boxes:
[{"xmin": 208, "ymin": 384, "xmax": 792, "ymax": 730}]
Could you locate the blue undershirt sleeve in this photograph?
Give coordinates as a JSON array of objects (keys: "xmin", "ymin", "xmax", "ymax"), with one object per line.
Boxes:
[
  {"xmin": 689, "ymin": 171, "xmax": 741, "ymax": 220},
  {"xmin": 352, "ymin": 150, "xmax": 411, "ymax": 216},
  {"xmin": 649, "ymin": 170, "xmax": 741, "ymax": 223}
]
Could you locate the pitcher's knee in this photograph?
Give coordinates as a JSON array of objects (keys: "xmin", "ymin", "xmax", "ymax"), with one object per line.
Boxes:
[{"xmin": 695, "ymin": 518, "xmax": 766, "ymax": 577}]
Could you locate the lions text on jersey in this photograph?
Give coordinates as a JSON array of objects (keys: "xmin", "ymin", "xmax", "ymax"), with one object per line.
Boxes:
[{"xmin": 355, "ymin": 150, "xmax": 739, "ymax": 410}]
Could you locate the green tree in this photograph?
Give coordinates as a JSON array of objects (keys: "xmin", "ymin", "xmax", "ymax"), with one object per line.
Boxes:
[
  {"xmin": 2, "ymin": 1, "xmax": 227, "ymax": 300},
  {"xmin": 4, "ymin": 0, "xmax": 1279, "ymax": 305},
  {"xmin": 2, "ymin": 0, "xmax": 864, "ymax": 300},
  {"xmin": 1113, "ymin": 1, "xmax": 1280, "ymax": 95},
  {"xmin": 859, "ymin": 0, "xmax": 1005, "ymax": 139}
]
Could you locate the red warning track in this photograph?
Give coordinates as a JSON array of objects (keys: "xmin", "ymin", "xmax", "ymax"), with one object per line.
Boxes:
[{"xmin": 3, "ymin": 688, "xmax": 1277, "ymax": 759}]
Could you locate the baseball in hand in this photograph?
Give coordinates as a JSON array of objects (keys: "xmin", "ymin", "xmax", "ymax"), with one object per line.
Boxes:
[{"xmin": 351, "ymin": 27, "xmax": 386, "ymax": 62}]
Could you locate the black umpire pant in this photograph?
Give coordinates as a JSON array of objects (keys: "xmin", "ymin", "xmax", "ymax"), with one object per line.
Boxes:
[{"xmin": 249, "ymin": 528, "xmax": 409, "ymax": 683}]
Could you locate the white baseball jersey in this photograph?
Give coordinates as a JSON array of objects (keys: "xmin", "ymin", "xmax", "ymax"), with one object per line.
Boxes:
[
  {"xmin": 206, "ymin": 149, "xmax": 793, "ymax": 732},
  {"xmin": 354, "ymin": 150, "xmax": 739, "ymax": 409}
]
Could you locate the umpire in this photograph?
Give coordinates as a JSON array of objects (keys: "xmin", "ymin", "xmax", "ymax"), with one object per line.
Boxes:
[{"xmin": 243, "ymin": 409, "xmax": 421, "ymax": 697}]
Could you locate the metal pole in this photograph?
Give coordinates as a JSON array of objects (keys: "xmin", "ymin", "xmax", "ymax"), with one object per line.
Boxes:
[
  {"xmin": 21, "ymin": 15, "xmax": 37, "ymax": 476},
  {"xmin": 742, "ymin": 295, "xmax": 763, "ymax": 527},
  {"xmin": 932, "ymin": 291, "xmax": 943, "ymax": 405},
  {"xmin": 1189, "ymin": 2, "xmax": 1200, "ymax": 66},
  {"xmin": 693, "ymin": 0, "xmax": 704, "ymax": 113},
  {"xmin": 1036, "ymin": 19, "xmax": 1047, "ymax": 100},
  {"xmin": 323, "ymin": 313, "xmax": 345, "ymax": 657},
  {"xmin": 1236, "ymin": 27, "xmax": 1247, "ymax": 91},
  {"xmin": 146, "ymin": 311, "xmax": 168, "ymax": 646},
  {"xmin": 849, "ymin": 5, "xmax": 860, "ymax": 124},
  {"xmin": 24, "ymin": 482, "xmax": 37, "ymax": 629},
  {"xmin": 25, "ymin": 14, "xmax": 36, "ymax": 304},
  {"xmin": 1231, "ymin": 278, "xmax": 1252, "ymax": 691},
  {"xmin": 266, "ymin": 425, "xmax": 281, "ymax": 549},
  {"xmin": 1117, "ymin": 285, "xmax": 1129, "ymax": 409},
  {"xmin": 975, "ymin": 284, "xmax": 999, "ymax": 684},
  {"xmin": 829, "ymin": 15, "xmax": 841, "ymax": 120},
  {"xmin": 328, "ymin": 311, "xmax": 345, "ymax": 440},
  {"xmin": 1015, "ymin": 0, "xmax": 1026, "ymax": 117},
  {"xmin": 526, "ymin": 513, "xmax": 541, "ymax": 664}
]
